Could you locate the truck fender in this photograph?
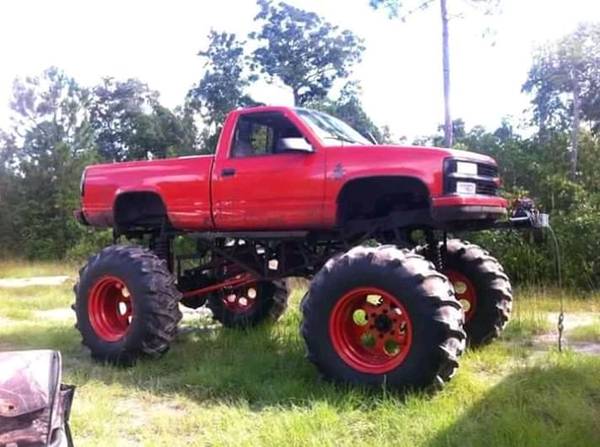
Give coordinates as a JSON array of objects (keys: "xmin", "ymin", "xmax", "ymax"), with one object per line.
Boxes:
[
  {"xmin": 335, "ymin": 175, "xmax": 431, "ymax": 225},
  {"xmin": 113, "ymin": 189, "xmax": 170, "ymax": 230}
]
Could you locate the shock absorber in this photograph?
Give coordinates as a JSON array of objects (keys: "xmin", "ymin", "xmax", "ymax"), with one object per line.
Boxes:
[
  {"xmin": 151, "ymin": 232, "xmax": 173, "ymax": 272},
  {"xmin": 426, "ymin": 230, "xmax": 444, "ymax": 271}
]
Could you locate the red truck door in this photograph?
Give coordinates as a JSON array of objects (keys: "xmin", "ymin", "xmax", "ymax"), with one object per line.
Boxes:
[{"xmin": 211, "ymin": 110, "xmax": 326, "ymax": 230}]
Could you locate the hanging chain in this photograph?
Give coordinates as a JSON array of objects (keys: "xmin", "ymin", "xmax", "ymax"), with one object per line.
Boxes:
[
  {"xmin": 548, "ymin": 226, "xmax": 564, "ymax": 352},
  {"xmin": 557, "ymin": 311, "xmax": 565, "ymax": 352}
]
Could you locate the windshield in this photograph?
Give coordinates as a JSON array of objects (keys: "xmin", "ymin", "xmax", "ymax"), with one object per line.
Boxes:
[{"xmin": 295, "ymin": 108, "xmax": 373, "ymax": 146}]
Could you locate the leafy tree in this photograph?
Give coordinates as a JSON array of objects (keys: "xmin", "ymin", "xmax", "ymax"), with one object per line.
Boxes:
[
  {"xmin": 523, "ymin": 23, "xmax": 600, "ymax": 178},
  {"xmin": 370, "ymin": 0, "xmax": 499, "ymax": 148},
  {"xmin": 306, "ymin": 81, "xmax": 383, "ymax": 142},
  {"xmin": 460, "ymin": 123, "xmax": 569, "ymax": 198},
  {"xmin": 333, "ymin": 82, "xmax": 382, "ymax": 142},
  {"xmin": 251, "ymin": 0, "xmax": 364, "ymax": 106},
  {"xmin": 89, "ymin": 78, "xmax": 155, "ymax": 161},
  {"xmin": 90, "ymin": 78, "xmax": 193, "ymax": 161},
  {"xmin": 378, "ymin": 125, "xmax": 402, "ymax": 144},
  {"xmin": 187, "ymin": 31, "xmax": 256, "ymax": 152},
  {"xmin": 6, "ymin": 67, "xmax": 97, "ymax": 258},
  {"xmin": 9, "ymin": 67, "xmax": 94, "ymax": 151},
  {"xmin": 432, "ymin": 118, "xmax": 466, "ymax": 147},
  {"xmin": 170, "ymin": 105, "xmax": 199, "ymax": 157},
  {"xmin": 124, "ymin": 103, "xmax": 195, "ymax": 160},
  {"xmin": 0, "ymin": 131, "xmax": 18, "ymax": 254},
  {"xmin": 576, "ymin": 130, "xmax": 600, "ymax": 193}
]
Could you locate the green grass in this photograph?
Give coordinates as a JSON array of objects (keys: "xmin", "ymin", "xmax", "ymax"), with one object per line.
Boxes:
[
  {"xmin": 1, "ymin": 265, "xmax": 599, "ymax": 446},
  {"xmin": 513, "ymin": 286, "xmax": 600, "ymax": 313},
  {"xmin": 0, "ymin": 283, "xmax": 74, "ymax": 319},
  {"xmin": 0, "ymin": 259, "xmax": 77, "ymax": 278},
  {"xmin": 503, "ymin": 295, "xmax": 553, "ymax": 341},
  {"xmin": 568, "ymin": 319, "xmax": 600, "ymax": 343}
]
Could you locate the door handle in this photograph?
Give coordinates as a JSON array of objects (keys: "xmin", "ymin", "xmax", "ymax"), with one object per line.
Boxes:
[{"xmin": 221, "ymin": 168, "xmax": 236, "ymax": 177}]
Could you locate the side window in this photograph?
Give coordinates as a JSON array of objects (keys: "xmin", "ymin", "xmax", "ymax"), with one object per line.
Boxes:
[
  {"xmin": 231, "ymin": 112, "xmax": 304, "ymax": 158},
  {"xmin": 248, "ymin": 123, "xmax": 272, "ymax": 155}
]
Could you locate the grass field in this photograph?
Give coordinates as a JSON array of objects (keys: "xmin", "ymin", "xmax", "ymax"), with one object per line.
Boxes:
[
  {"xmin": 1, "ymin": 262, "xmax": 599, "ymax": 447},
  {"xmin": 0, "ymin": 259, "xmax": 78, "ymax": 278}
]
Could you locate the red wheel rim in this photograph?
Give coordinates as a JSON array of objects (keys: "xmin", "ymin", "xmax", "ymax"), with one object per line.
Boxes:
[
  {"xmin": 445, "ymin": 270, "xmax": 477, "ymax": 322},
  {"xmin": 221, "ymin": 283, "xmax": 259, "ymax": 313},
  {"xmin": 329, "ymin": 287, "xmax": 413, "ymax": 374},
  {"xmin": 88, "ymin": 276, "xmax": 133, "ymax": 342}
]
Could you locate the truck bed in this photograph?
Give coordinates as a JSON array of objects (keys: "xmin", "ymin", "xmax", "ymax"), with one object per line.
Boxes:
[{"xmin": 81, "ymin": 155, "xmax": 215, "ymax": 230}]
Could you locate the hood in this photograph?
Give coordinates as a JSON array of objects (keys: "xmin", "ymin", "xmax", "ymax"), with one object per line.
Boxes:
[{"xmin": 330, "ymin": 144, "xmax": 497, "ymax": 166}]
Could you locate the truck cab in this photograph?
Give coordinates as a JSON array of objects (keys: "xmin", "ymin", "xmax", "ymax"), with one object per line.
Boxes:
[{"xmin": 210, "ymin": 106, "xmax": 506, "ymax": 232}]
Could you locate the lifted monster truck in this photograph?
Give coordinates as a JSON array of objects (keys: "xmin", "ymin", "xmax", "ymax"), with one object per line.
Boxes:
[{"xmin": 74, "ymin": 106, "xmax": 518, "ymax": 390}]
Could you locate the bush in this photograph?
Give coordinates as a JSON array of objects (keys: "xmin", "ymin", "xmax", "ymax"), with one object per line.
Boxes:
[
  {"xmin": 471, "ymin": 207, "xmax": 600, "ymax": 291},
  {"xmin": 65, "ymin": 230, "xmax": 112, "ymax": 262}
]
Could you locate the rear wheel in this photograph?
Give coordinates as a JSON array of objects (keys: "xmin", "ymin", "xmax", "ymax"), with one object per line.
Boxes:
[
  {"xmin": 207, "ymin": 280, "xmax": 288, "ymax": 328},
  {"xmin": 301, "ymin": 245, "xmax": 466, "ymax": 391},
  {"xmin": 417, "ymin": 239, "xmax": 513, "ymax": 346},
  {"xmin": 73, "ymin": 245, "xmax": 182, "ymax": 365}
]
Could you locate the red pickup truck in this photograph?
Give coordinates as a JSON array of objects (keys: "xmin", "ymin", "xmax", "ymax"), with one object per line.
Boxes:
[
  {"xmin": 74, "ymin": 106, "xmax": 513, "ymax": 391},
  {"xmin": 79, "ymin": 106, "xmax": 506, "ymax": 232}
]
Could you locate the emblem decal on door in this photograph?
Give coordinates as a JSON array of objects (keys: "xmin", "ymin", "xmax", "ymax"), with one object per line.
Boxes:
[{"xmin": 332, "ymin": 163, "xmax": 345, "ymax": 180}]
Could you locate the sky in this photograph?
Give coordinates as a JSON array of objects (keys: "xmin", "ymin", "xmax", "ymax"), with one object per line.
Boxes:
[{"xmin": 0, "ymin": 0, "xmax": 599, "ymax": 140}]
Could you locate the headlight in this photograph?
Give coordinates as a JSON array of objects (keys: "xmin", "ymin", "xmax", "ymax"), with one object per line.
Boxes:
[{"xmin": 455, "ymin": 161, "xmax": 478, "ymax": 175}]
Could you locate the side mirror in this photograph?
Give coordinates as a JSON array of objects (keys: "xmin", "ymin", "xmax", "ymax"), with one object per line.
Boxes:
[{"xmin": 276, "ymin": 137, "xmax": 314, "ymax": 153}]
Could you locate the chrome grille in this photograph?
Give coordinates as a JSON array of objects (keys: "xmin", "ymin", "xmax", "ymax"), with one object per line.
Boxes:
[
  {"xmin": 476, "ymin": 181, "xmax": 497, "ymax": 196},
  {"xmin": 478, "ymin": 164, "xmax": 498, "ymax": 178},
  {"xmin": 444, "ymin": 160, "xmax": 500, "ymax": 196}
]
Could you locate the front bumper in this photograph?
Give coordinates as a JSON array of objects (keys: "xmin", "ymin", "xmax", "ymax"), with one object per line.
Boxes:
[{"xmin": 431, "ymin": 196, "xmax": 507, "ymax": 222}]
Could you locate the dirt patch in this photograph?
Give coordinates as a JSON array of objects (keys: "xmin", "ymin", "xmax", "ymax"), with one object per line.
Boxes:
[
  {"xmin": 547, "ymin": 312, "xmax": 596, "ymax": 330},
  {"xmin": 533, "ymin": 312, "xmax": 600, "ymax": 355},
  {"xmin": 33, "ymin": 308, "xmax": 74, "ymax": 321},
  {"xmin": 181, "ymin": 306, "xmax": 212, "ymax": 320},
  {"xmin": 0, "ymin": 316, "xmax": 17, "ymax": 328},
  {"xmin": 0, "ymin": 276, "xmax": 70, "ymax": 288},
  {"xmin": 32, "ymin": 305, "xmax": 214, "ymax": 324},
  {"xmin": 566, "ymin": 342, "xmax": 600, "ymax": 355},
  {"xmin": 178, "ymin": 306, "xmax": 218, "ymax": 335}
]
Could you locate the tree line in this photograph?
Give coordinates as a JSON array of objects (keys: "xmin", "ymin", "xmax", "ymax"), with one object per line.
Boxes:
[{"xmin": 1, "ymin": 1, "xmax": 600, "ymax": 290}]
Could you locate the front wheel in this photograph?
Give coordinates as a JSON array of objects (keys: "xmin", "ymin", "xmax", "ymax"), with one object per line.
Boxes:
[
  {"xmin": 417, "ymin": 239, "xmax": 513, "ymax": 346},
  {"xmin": 301, "ymin": 245, "xmax": 466, "ymax": 391},
  {"xmin": 73, "ymin": 245, "xmax": 182, "ymax": 365}
]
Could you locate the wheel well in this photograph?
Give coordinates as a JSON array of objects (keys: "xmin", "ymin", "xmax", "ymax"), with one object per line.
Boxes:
[
  {"xmin": 114, "ymin": 192, "xmax": 169, "ymax": 230},
  {"xmin": 336, "ymin": 176, "xmax": 431, "ymax": 225}
]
